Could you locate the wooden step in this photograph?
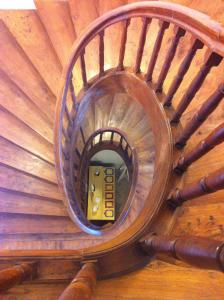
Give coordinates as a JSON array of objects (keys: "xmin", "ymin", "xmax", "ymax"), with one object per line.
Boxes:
[
  {"xmin": 94, "ymin": 94, "xmax": 114, "ymax": 130},
  {"xmin": 0, "ymin": 190, "xmax": 67, "ymax": 217},
  {"xmin": 0, "ymin": 164, "xmax": 63, "ymax": 201},
  {"xmin": 35, "ymin": 0, "xmax": 76, "ymax": 65},
  {"xmin": 35, "ymin": 0, "xmax": 82, "ymax": 93},
  {"xmin": 0, "ymin": 107, "xmax": 54, "ymax": 164},
  {"xmin": 0, "ymin": 213, "xmax": 79, "ymax": 234},
  {"xmin": 0, "ymin": 20, "xmax": 55, "ymax": 123},
  {"xmin": 108, "ymin": 93, "xmax": 130, "ymax": 127},
  {"xmin": 119, "ymin": 98, "xmax": 145, "ymax": 132},
  {"xmin": 0, "ymin": 137, "xmax": 57, "ymax": 184},
  {"xmin": 0, "ymin": 10, "xmax": 62, "ymax": 97},
  {"xmin": 0, "ymin": 69, "xmax": 53, "ymax": 143},
  {"xmin": 69, "ymin": 0, "xmax": 98, "ymax": 36}
]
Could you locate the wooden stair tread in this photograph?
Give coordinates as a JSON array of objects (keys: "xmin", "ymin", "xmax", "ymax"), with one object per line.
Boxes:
[
  {"xmin": 94, "ymin": 94, "xmax": 114, "ymax": 130},
  {"xmin": 108, "ymin": 93, "xmax": 130, "ymax": 127},
  {"xmin": 0, "ymin": 69, "xmax": 53, "ymax": 143},
  {"xmin": 69, "ymin": 0, "xmax": 98, "ymax": 36},
  {"xmin": 0, "ymin": 164, "xmax": 63, "ymax": 202},
  {"xmin": 0, "ymin": 190, "xmax": 67, "ymax": 217},
  {"xmin": 35, "ymin": 0, "xmax": 83, "ymax": 92},
  {"xmin": 0, "ymin": 136, "xmax": 57, "ymax": 184},
  {"xmin": 0, "ymin": 213, "xmax": 80, "ymax": 235},
  {"xmin": 0, "ymin": 108, "xmax": 54, "ymax": 164},
  {"xmin": 0, "ymin": 10, "xmax": 61, "ymax": 97},
  {"xmin": 0, "ymin": 20, "xmax": 55, "ymax": 123},
  {"xmin": 35, "ymin": 0, "xmax": 76, "ymax": 65}
]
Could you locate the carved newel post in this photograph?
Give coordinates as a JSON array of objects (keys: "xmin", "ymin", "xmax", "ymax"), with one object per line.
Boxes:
[{"xmin": 58, "ymin": 263, "xmax": 97, "ymax": 300}]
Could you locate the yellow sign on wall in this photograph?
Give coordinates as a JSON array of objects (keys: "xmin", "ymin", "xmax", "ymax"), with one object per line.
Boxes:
[{"xmin": 87, "ymin": 166, "xmax": 115, "ymax": 221}]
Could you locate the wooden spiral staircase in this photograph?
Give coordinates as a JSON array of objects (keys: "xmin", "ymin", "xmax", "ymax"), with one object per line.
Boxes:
[{"xmin": 0, "ymin": 1, "xmax": 224, "ymax": 299}]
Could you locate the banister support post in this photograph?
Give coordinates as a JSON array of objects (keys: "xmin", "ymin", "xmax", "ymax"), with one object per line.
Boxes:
[
  {"xmin": 140, "ymin": 235, "xmax": 224, "ymax": 271},
  {"xmin": 58, "ymin": 262, "xmax": 97, "ymax": 300},
  {"xmin": 0, "ymin": 262, "xmax": 38, "ymax": 292},
  {"xmin": 167, "ymin": 167, "xmax": 224, "ymax": 207}
]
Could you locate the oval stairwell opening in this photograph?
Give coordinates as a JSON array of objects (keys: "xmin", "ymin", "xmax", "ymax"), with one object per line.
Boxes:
[{"xmin": 56, "ymin": 71, "xmax": 171, "ymax": 237}]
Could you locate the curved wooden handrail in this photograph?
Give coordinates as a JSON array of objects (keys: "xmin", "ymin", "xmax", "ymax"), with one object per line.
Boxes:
[
  {"xmin": 55, "ymin": 1, "xmax": 224, "ymax": 201},
  {"xmin": 54, "ymin": 1, "xmax": 224, "ymax": 255}
]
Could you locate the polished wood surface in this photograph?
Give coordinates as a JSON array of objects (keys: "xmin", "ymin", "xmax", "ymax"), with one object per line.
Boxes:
[
  {"xmin": 167, "ymin": 168, "xmax": 224, "ymax": 207},
  {"xmin": 117, "ymin": 19, "xmax": 130, "ymax": 71},
  {"xmin": 174, "ymin": 122, "xmax": 224, "ymax": 173},
  {"xmin": 156, "ymin": 26, "xmax": 185, "ymax": 92},
  {"xmin": 141, "ymin": 235, "xmax": 224, "ymax": 271},
  {"xmin": 0, "ymin": 0, "xmax": 224, "ymax": 298},
  {"xmin": 171, "ymin": 52, "xmax": 222, "ymax": 123},
  {"xmin": 58, "ymin": 263, "xmax": 97, "ymax": 300},
  {"xmin": 163, "ymin": 38, "xmax": 204, "ymax": 106},
  {"xmin": 0, "ymin": 262, "xmax": 37, "ymax": 292},
  {"xmin": 146, "ymin": 21, "xmax": 169, "ymax": 82},
  {"xmin": 175, "ymin": 83, "xmax": 224, "ymax": 148}
]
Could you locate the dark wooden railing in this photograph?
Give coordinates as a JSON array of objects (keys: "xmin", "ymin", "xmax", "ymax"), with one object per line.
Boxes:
[
  {"xmin": 140, "ymin": 235, "xmax": 224, "ymax": 271},
  {"xmin": 167, "ymin": 168, "xmax": 224, "ymax": 207},
  {"xmin": 174, "ymin": 123, "xmax": 224, "ymax": 173},
  {"xmin": 52, "ymin": 0, "xmax": 224, "ymax": 280},
  {"xmin": 146, "ymin": 20, "xmax": 169, "ymax": 82},
  {"xmin": 156, "ymin": 26, "xmax": 185, "ymax": 93}
]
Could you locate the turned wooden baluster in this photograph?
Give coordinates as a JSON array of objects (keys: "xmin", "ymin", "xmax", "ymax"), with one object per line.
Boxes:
[
  {"xmin": 119, "ymin": 135, "xmax": 124, "ymax": 148},
  {"xmin": 175, "ymin": 83, "xmax": 224, "ymax": 148},
  {"xmin": 145, "ymin": 21, "xmax": 169, "ymax": 82},
  {"xmin": 75, "ymin": 148, "xmax": 81, "ymax": 162},
  {"xmin": 99, "ymin": 132, "xmax": 103, "ymax": 144},
  {"xmin": 156, "ymin": 26, "xmax": 185, "ymax": 92},
  {"xmin": 110, "ymin": 131, "xmax": 114, "ymax": 143},
  {"xmin": 174, "ymin": 122, "xmax": 224, "ymax": 173},
  {"xmin": 171, "ymin": 51, "xmax": 222, "ymax": 123},
  {"xmin": 80, "ymin": 127, "xmax": 85, "ymax": 146},
  {"xmin": 140, "ymin": 235, "xmax": 224, "ymax": 271},
  {"xmin": 62, "ymin": 143, "xmax": 70, "ymax": 161},
  {"xmin": 65, "ymin": 105, "xmax": 73, "ymax": 127},
  {"xmin": 135, "ymin": 17, "xmax": 151, "ymax": 74},
  {"xmin": 99, "ymin": 30, "xmax": 105, "ymax": 77},
  {"xmin": 163, "ymin": 38, "xmax": 203, "ymax": 106},
  {"xmin": 70, "ymin": 74, "xmax": 79, "ymax": 110},
  {"xmin": 167, "ymin": 167, "xmax": 224, "ymax": 207},
  {"xmin": 62, "ymin": 126, "xmax": 70, "ymax": 142},
  {"xmin": 0, "ymin": 262, "xmax": 37, "ymax": 292},
  {"xmin": 117, "ymin": 19, "xmax": 130, "ymax": 71},
  {"xmin": 80, "ymin": 49, "xmax": 88, "ymax": 89},
  {"xmin": 58, "ymin": 263, "xmax": 97, "ymax": 300}
]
